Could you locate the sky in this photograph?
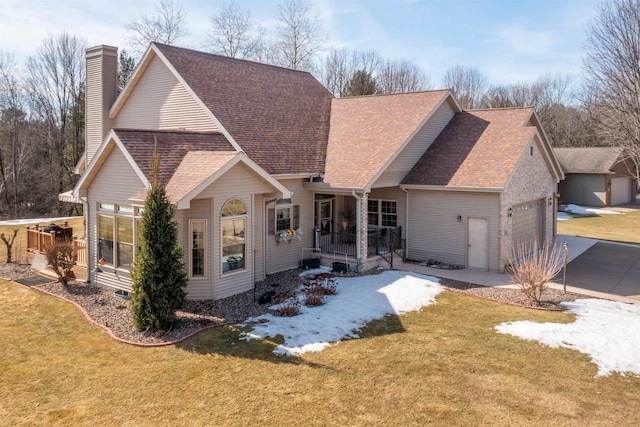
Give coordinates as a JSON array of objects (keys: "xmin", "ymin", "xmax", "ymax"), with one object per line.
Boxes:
[{"xmin": 0, "ymin": 0, "xmax": 601, "ymax": 86}]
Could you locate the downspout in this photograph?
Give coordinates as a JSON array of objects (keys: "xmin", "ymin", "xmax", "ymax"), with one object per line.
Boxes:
[
  {"xmin": 351, "ymin": 189, "xmax": 361, "ymax": 272},
  {"xmin": 264, "ymin": 197, "xmax": 277, "ymax": 275},
  {"xmin": 402, "ymin": 186, "xmax": 409, "ymax": 261}
]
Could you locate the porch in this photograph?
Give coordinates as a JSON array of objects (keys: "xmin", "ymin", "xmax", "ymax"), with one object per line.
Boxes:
[{"xmin": 313, "ymin": 226, "xmax": 406, "ymax": 269}]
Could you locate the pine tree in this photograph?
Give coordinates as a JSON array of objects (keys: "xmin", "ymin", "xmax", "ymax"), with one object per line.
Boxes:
[{"xmin": 131, "ymin": 148, "xmax": 187, "ymax": 332}]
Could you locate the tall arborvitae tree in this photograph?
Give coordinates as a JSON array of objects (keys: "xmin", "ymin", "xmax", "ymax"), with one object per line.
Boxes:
[{"xmin": 131, "ymin": 147, "xmax": 187, "ymax": 332}]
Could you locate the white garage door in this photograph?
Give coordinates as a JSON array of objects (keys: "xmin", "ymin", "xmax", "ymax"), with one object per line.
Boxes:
[
  {"xmin": 611, "ymin": 177, "xmax": 632, "ymax": 206},
  {"xmin": 512, "ymin": 199, "xmax": 543, "ymax": 249}
]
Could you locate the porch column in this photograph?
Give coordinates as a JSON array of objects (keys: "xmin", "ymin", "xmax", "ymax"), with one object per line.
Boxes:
[{"xmin": 359, "ymin": 192, "xmax": 368, "ymax": 262}]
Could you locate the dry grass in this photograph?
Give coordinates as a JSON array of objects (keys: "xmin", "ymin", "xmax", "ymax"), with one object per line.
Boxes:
[
  {"xmin": 0, "ymin": 217, "xmax": 84, "ymax": 262},
  {"xmin": 557, "ymin": 208, "xmax": 640, "ymax": 244},
  {"xmin": 2, "ymin": 279, "xmax": 639, "ymax": 426}
]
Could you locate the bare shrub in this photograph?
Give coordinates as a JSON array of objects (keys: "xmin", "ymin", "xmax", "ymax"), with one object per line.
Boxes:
[
  {"xmin": 273, "ymin": 290, "xmax": 296, "ymax": 305},
  {"xmin": 274, "ymin": 296, "xmax": 301, "ymax": 317},
  {"xmin": 317, "ymin": 277, "xmax": 337, "ymax": 295},
  {"xmin": 304, "ymin": 286, "xmax": 325, "ymax": 307},
  {"xmin": 506, "ymin": 240, "xmax": 564, "ymax": 305},
  {"xmin": 45, "ymin": 241, "xmax": 77, "ymax": 286}
]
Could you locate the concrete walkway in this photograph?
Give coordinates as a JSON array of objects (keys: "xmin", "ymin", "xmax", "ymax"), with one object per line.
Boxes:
[{"xmin": 394, "ymin": 234, "xmax": 640, "ymax": 305}]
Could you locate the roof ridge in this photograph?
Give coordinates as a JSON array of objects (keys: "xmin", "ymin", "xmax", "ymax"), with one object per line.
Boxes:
[
  {"xmin": 333, "ymin": 89, "xmax": 450, "ymax": 101},
  {"xmin": 113, "ymin": 128, "xmax": 223, "ymax": 135},
  {"xmin": 152, "ymin": 42, "xmax": 316, "ymax": 76},
  {"xmin": 466, "ymin": 106, "xmax": 534, "ymax": 112}
]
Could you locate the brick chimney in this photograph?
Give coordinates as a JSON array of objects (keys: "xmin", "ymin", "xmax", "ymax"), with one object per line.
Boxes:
[{"xmin": 85, "ymin": 45, "xmax": 118, "ymax": 166}]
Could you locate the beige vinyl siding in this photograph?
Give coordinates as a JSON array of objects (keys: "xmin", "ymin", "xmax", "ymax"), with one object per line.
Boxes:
[
  {"xmin": 407, "ymin": 190, "xmax": 500, "ymax": 270},
  {"xmin": 368, "ymin": 187, "xmax": 407, "ymax": 231},
  {"xmin": 87, "ymin": 146, "xmax": 146, "ymax": 292},
  {"xmin": 114, "ymin": 55, "xmax": 218, "ymax": 132},
  {"xmin": 85, "ymin": 47, "xmax": 117, "ymax": 165},
  {"xmin": 198, "ymin": 163, "xmax": 274, "ymax": 299},
  {"xmin": 254, "ymin": 194, "xmax": 266, "ymax": 281},
  {"xmin": 267, "ymin": 179, "xmax": 314, "ymax": 274},
  {"xmin": 373, "ymin": 101, "xmax": 454, "ymax": 188},
  {"xmin": 184, "ymin": 199, "xmax": 212, "ymax": 300}
]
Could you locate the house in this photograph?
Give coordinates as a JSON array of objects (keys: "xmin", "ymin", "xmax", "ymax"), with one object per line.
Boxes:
[
  {"xmin": 64, "ymin": 43, "xmax": 564, "ymax": 300},
  {"xmin": 554, "ymin": 147, "xmax": 637, "ymax": 207}
]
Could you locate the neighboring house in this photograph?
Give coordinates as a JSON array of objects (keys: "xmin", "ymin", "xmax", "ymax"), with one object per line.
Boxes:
[
  {"xmin": 63, "ymin": 43, "xmax": 564, "ymax": 300},
  {"xmin": 554, "ymin": 147, "xmax": 637, "ymax": 207}
]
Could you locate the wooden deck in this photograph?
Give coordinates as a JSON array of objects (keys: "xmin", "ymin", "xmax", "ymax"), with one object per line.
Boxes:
[{"xmin": 25, "ymin": 224, "xmax": 87, "ymax": 282}]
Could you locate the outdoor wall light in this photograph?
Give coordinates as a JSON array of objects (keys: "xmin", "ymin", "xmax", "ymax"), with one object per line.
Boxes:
[
  {"xmin": 457, "ymin": 215, "xmax": 462, "ymax": 222},
  {"xmin": 508, "ymin": 207, "xmax": 513, "ymax": 217}
]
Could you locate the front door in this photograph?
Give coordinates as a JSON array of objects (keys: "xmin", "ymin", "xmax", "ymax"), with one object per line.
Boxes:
[
  {"xmin": 316, "ymin": 199, "xmax": 333, "ymax": 235},
  {"xmin": 467, "ymin": 217, "xmax": 488, "ymax": 270}
]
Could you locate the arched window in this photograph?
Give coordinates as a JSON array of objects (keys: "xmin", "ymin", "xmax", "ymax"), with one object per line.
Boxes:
[{"xmin": 221, "ymin": 199, "xmax": 246, "ymax": 274}]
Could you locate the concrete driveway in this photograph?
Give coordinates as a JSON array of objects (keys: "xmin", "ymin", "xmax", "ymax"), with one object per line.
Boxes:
[{"xmin": 564, "ymin": 241, "xmax": 640, "ymax": 300}]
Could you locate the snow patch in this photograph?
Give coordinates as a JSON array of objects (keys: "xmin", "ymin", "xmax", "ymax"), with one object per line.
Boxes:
[
  {"xmin": 496, "ymin": 298, "xmax": 640, "ymax": 377},
  {"xmin": 299, "ymin": 266, "xmax": 332, "ymax": 278},
  {"xmin": 561, "ymin": 204, "xmax": 620, "ymax": 216},
  {"xmin": 242, "ymin": 270, "xmax": 443, "ymax": 356}
]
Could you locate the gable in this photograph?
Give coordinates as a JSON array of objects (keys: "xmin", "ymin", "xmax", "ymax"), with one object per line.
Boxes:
[
  {"xmin": 87, "ymin": 143, "xmax": 146, "ymax": 204},
  {"xmin": 196, "ymin": 161, "xmax": 278, "ymax": 200},
  {"xmin": 505, "ymin": 134, "xmax": 556, "ymax": 199},
  {"xmin": 154, "ymin": 43, "xmax": 332, "ymax": 175},
  {"xmin": 114, "ymin": 54, "xmax": 218, "ymax": 132},
  {"xmin": 373, "ymin": 98, "xmax": 455, "ymax": 188},
  {"xmin": 324, "ymin": 90, "xmax": 453, "ymax": 189}
]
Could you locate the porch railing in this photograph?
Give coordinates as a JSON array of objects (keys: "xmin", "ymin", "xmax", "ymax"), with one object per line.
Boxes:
[
  {"xmin": 25, "ymin": 225, "xmax": 87, "ymax": 267},
  {"xmin": 315, "ymin": 225, "xmax": 405, "ymax": 267}
]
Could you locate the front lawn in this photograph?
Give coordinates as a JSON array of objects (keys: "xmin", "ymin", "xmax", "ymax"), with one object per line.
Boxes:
[
  {"xmin": 557, "ymin": 208, "xmax": 640, "ymax": 243},
  {"xmin": 2, "ymin": 279, "xmax": 639, "ymax": 426}
]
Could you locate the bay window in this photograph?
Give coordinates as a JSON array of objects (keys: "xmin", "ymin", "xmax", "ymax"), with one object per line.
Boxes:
[{"xmin": 97, "ymin": 203, "xmax": 140, "ymax": 270}]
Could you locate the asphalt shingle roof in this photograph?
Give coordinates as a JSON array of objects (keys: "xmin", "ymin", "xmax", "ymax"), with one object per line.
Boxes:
[
  {"xmin": 154, "ymin": 43, "xmax": 333, "ymax": 175},
  {"xmin": 402, "ymin": 107, "xmax": 535, "ymax": 188},
  {"xmin": 323, "ymin": 91, "xmax": 450, "ymax": 189},
  {"xmin": 554, "ymin": 147, "xmax": 622, "ymax": 174},
  {"xmin": 114, "ymin": 129, "xmax": 235, "ymax": 186}
]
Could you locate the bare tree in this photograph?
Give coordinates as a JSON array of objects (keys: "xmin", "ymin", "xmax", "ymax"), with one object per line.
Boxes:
[
  {"xmin": 206, "ymin": 1, "xmax": 265, "ymax": 60},
  {"xmin": 377, "ymin": 59, "xmax": 431, "ymax": 94},
  {"xmin": 125, "ymin": 0, "xmax": 189, "ymax": 58},
  {"xmin": 442, "ymin": 65, "xmax": 488, "ymax": 109},
  {"xmin": 0, "ymin": 52, "xmax": 22, "ymax": 214},
  {"xmin": 320, "ymin": 48, "xmax": 382, "ymax": 97},
  {"xmin": 271, "ymin": 0, "xmax": 326, "ymax": 71},
  {"xmin": 583, "ymin": 0, "xmax": 640, "ymax": 184},
  {"xmin": 24, "ymin": 32, "xmax": 86, "ymax": 215}
]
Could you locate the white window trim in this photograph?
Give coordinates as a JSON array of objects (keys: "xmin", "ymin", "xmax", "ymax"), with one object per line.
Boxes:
[
  {"xmin": 221, "ymin": 198, "xmax": 248, "ymax": 277},
  {"xmin": 96, "ymin": 203, "xmax": 139, "ymax": 272},
  {"xmin": 189, "ymin": 219, "xmax": 207, "ymax": 279},
  {"xmin": 275, "ymin": 204, "xmax": 293, "ymax": 233},
  {"xmin": 368, "ymin": 199, "xmax": 398, "ymax": 228}
]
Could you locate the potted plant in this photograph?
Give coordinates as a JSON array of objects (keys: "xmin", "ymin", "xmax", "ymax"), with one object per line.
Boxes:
[{"xmin": 339, "ymin": 204, "xmax": 355, "ymax": 231}]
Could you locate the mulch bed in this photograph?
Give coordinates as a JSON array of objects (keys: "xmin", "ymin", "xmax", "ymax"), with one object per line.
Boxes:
[{"xmin": 1, "ymin": 261, "xmax": 589, "ymax": 346}]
